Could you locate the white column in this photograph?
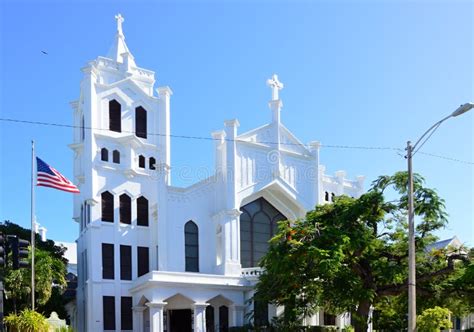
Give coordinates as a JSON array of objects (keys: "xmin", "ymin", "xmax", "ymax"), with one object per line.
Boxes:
[
  {"xmin": 133, "ymin": 306, "xmax": 147, "ymax": 332},
  {"xmin": 230, "ymin": 304, "xmax": 245, "ymax": 327},
  {"xmin": 147, "ymin": 302, "xmax": 166, "ymax": 332},
  {"xmin": 194, "ymin": 303, "xmax": 209, "ymax": 332}
]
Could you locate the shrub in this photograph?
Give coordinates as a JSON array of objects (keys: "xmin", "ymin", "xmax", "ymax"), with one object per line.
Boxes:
[
  {"xmin": 4, "ymin": 309, "xmax": 49, "ymax": 332},
  {"xmin": 417, "ymin": 307, "xmax": 452, "ymax": 332}
]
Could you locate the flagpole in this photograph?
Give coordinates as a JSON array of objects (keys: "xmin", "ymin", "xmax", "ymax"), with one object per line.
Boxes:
[{"xmin": 30, "ymin": 140, "xmax": 35, "ymax": 311}]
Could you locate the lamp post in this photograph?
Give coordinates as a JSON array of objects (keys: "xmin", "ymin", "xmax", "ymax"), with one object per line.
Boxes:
[{"xmin": 406, "ymin": 102, "xmax": 474, "ymax": 332}]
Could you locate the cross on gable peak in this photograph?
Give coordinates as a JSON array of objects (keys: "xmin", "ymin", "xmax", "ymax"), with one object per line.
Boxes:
[{"xmin": 266, "ymin": 74, "xmax": 284, "ymax": 101}]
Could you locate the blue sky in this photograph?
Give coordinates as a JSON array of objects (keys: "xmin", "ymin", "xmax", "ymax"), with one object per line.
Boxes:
[{"xmin": 0, "ymin": 0, "xmax": 472, "ymax": 245}]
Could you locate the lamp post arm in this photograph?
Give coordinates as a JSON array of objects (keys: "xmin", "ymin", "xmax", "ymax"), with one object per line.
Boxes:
[{"xmin": 411, "ymin": 114, "xmax": 452, "ymax": 152}]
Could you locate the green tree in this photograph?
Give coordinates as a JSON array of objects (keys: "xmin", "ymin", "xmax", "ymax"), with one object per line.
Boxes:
[
  {"xmin": 417, "ymin": 307, "xmax": 452, "ymax": 332},
  {"xmin": 1, "ymin": 221, "xmax": 68, "ymax": 316},
  {"xmin": 4, "ymin": 309, "xmax": 50, "ymax": 332},
  {"xmin": 255, "ymin": 172, "xmax": 471, "ymax": 332}
]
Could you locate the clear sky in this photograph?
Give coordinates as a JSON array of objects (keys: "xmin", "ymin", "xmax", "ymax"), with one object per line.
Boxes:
[{"xmin": 0, "ymin": 0, "xmax": 472, "ymax": 245}]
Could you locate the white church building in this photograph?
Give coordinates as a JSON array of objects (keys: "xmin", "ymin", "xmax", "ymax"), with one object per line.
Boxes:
[{"xmin": 70, "ymin": 14, "xmax": 364, "ymax": 332}]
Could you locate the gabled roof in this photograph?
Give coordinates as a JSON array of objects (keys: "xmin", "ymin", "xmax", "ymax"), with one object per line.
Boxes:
[{"xmin": 425, "ymin": 236, "xmax": 461, "ymax": 252}]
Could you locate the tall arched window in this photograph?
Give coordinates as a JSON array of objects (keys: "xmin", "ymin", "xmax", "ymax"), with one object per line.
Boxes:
[
  {"xmin": 184, "ymin": 221, "xmax": 199, "ymax": 272},
  {"xmin": 240, "ymin": 198, "xmax": 286, "ymax": 268},
  {"xmin": 112, "ymin": 150, "xmax": 120, "ymax": 164},
  {"xmin": 101, "ymin": 148, "xmax": 109, "ymax": 162},
  {"xmin": 119, "ymin": 194, "xmax": 131, "ymax": 225},
  {"xmin": 109, "ymin": 99, "xmax": 121, "ymax": 133},
  {"xmin": 137, "ymin": 196, "xmax": 149, "ymax": 226},
  {"xmin": 331, "ymin": 192, "xmax": 336, "ymax": 202},
  {"xmin": 324, "ymin": 191, "xmax": 329, "ymax": 202},
  {"xmin": 149, "ymin": 157, "xmax": 156, "ymax": 170},
  {"xmin": 101, "ymin": 191, "xmax": 114, "ymax": 222},
  {"xmin": 138, "ymin": 155, "xmax": 145, "ymax": 168},
  {"xmin": 135, "ymin": 106, "xmax": 147, "ymax": 139}
]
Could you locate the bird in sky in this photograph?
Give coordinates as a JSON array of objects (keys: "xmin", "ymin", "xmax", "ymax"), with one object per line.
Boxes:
[{"xmin": 41, "ymin": 50, "xmax": 48, "ymax": 55}]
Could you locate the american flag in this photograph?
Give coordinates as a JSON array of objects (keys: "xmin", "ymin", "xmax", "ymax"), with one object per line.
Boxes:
[{"xmin": 36, "ymin": 157, "xmax": 80, "ymax": 193}]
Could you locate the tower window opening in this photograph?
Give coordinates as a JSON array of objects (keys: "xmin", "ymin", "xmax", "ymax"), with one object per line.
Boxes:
[
  {"xmin": 135, "ymin": 106, "xmax": 147, "ymax": 139},
  {"xmin": 185, "ymin": 221, "xmax": 199, "ymax": 272},
  {"xmin": 149, "ymin": 157, "xmax": 156, "ymax": 170},
  {"xmin": 101, "ymin": 148, "xmax": 109, "ymax": 162},
  {"xmin": 101, "ymin": 191, "xmax": 114, "ymax": 222},
  {"xmin": 119, "ymin": 194, "xmax": 131, "ymax": 225},
  {"xmin": 109, "ymin": 99, "xmax": 121, "ymax": 133},
  {"xmin": 113, "ymin": 150, "xmax": 120, "ymax": 164},
  {"xmin": 138, "ymin": 155, "xmax": 145, "ymax": 168}
]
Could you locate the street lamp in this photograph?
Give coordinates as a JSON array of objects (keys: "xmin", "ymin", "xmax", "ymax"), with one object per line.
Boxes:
[{"xmin": 406, "ymin": 102, "xmax": 474, "ymax": 332}]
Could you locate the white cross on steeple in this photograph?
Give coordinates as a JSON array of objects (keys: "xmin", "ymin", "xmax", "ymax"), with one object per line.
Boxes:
[
  {"xmin": 266, "ymin": 74, "xmax": 284, "ymax": 101},
  {"xmin": 115, "ymin": 13, "xmax": 124, "ymax": 36}
]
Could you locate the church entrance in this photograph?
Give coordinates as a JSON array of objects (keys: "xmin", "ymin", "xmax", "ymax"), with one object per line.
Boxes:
[{"xmin": 168, "ymin": 309, "xmax": 192, "ymax": 332}]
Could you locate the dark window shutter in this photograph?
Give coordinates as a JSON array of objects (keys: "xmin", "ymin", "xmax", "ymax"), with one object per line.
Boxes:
[
  {"xmin": 185, "ymin": 221, "xmax": 199, "ymax": 272},
  {"xmin": 102, "ymin": 243, "xmax": 114, "ymax": 279},
  {"xmin": 112, "ymin": 150, "xmax": 120, "ymax": 164},
  {"xmin": 121, "ymin": 296, "xmax": 133, "ymax": 330},
  {"xmin": 101, "ymin": 192, "xmax": 114, "ymax": 222},
  {"xmin": 109, "ymin": 100, "xmax": 121, "ymax": 133},
  {"xmin": 137, "ymin": 246, "xmax": 149, "ymax": 277},
  {"xmin": 103, "ymin": 296, "xmax": 116, "ymax": 330},
  {"xmin": 101, "ymin": 148, "xmax": 109, "ymax": 161},
  {"xmin": 120, "ymin": 245, "xmax": 132, "ymax": 280},
  {"xmin": 219, "ymin": 305, "xmax": 229, "ymax": 331},
  {"xmin": 137, "ymin": 196, "xmax": 149, "ymax": 226},
  {"xmin": 138, "ymin": 155, "xmax": 145, "ymax": 168},
  {"xmin": 135, "ymin": 106, "xmax": 147, "ymax": 139},
  {"xmin": 119, "ymin": 194, "xmax": 131, "ymax": 224}
]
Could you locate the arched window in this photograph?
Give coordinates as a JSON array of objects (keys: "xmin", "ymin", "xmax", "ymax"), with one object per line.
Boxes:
[
  {"xmin": 324, "ymin": 191, "xmax": 329, "ymax": 202},
  {"xmin": 184, "ymin": 221, "xmax": 199, "ymax": 272},
  {"xmin": 101, "ymin": 148, "xmax": 109, "ymax": 162},
  {"xmin": 331, "ymin": 192, "xmax": 336, "ymax": 202},
  {"xmin": 205, "ymin": 307, "xmax": 215, "ymax": 332},
  {"xmin": 137, "ymin": 196, "xmax": 149, "ymax": 226},
  {"xmin": 219, "ymin": 306, "xmax": 229, "ymax": 332},
  {"xmin": 119, "ymin": 194, "xmax": 131, "ymax": 225},
  {"xmin": 101, "ymin": 191, "xmax": 114, "ymax": 222},
  {"xmin": 240, "ymin": 198, "xmax": 286, "ymax": 268},
  {"xmin": 135, "ymin": 106, "xmax": 147, "ymax": 139},
  {"xmin": 112, "ymin": 150, "xmax": 120, "ymax": 164},
  {"xmin": 109, "ymin": 99, "xmax": 121, "ymax": 133},
  {"xmin": 138, "ymin": 155, "xmax": 145, "ymax": 168},
  {"xmin": 149, "ymin": 157, "xmax": 156, "ymax": 170}
]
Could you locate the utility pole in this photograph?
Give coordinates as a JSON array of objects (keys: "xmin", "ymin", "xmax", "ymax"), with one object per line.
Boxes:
[{"xmin": 406, "ymin": 141, "xmax": 416, "ymax": 332}]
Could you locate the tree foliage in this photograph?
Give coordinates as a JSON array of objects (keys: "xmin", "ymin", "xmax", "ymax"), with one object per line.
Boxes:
[
  {"xmin": 1, "ymin": 221, "xmax": 68, "ymax": 316},
  {"xmin": 4, "ymin": 309, "xmax": 50, "ymax": 332},
  {"xmin": 417, "ymin": 307, "xmax": 452, "ymax": 332},
  {"xmin": 255, "ymin": 172, "xmax": 472, "ymax": 332}
]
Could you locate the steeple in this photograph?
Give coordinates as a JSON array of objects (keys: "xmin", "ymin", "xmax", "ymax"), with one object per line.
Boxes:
[{"xmin": 107, "ymin": 14, "xmax": 136, "ymax": 67}]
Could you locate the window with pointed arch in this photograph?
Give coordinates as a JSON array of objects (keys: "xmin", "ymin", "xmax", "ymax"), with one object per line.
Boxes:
[
  {"xmin": 138, "ymin": 155, "xmax": 145, "ymax": 168},
  {"xmin": 135, "ymin": 106, "xmax": 147, "ymax": 139},
  {"xmin": 112, "ymin": 150, "xmax": 120, "ymax": 164},
  {"xmin": 240, "ymin": 197, "xmax": 286, "ymax": 268},
  {"xmin": 149, "ymin": 157, "xmax": 156, "ymax": 170},
  {"xmin": 109, "ymin": 100, "xmax": 121, "ymax": 133},
  {"xmin": 324, "ymin": 191, "xmax": 329, "ymax": 202},
  {"xmin": 101, "ymin": 191, "xmax": 114, "ymax": 222},
  {"xmin": 137, "ymin": 196, "xmax": 149, "ymax": 226},
  {"xmin": 119, "ymin": 194, "xmax": 131, "ymax": 225},
  {"xmin": 101, "ymin": 148, "xmax": 109, "ymax": 162},
  {"xmin": 184, "ymin": 221, "xmax": 199, "ymax": 272}
]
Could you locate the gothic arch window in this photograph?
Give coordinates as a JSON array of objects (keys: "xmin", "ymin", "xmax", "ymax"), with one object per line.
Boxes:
[
  {"xmin": 324, "ymin": 191, "xmax": 329, "ymax": 202},
  {"xmin": 135, "ymin": 106, "xmax": 147, "ymax": 139},
  {"xmin": 109, "ymin": 99, "xmax": 121, "ymax": 133},
  {"xmin": 101, "ymin": 191, "xmax": 114, "ymax": 222},
  {"xmin": 184, "ymin": 221, "xmax": 199, "ymax": 272},
  {"xmin": 119, "ymin": 194, "xmax": 131, "ymax": 225},
  {"xmin": 149, "ymin": 157, "xmax": 156, "ymax": 170},
  {"xmin": 101, "ymin": 148, "xmax": 109, "ymax": 162},
  {"xmin": 137, "ymin": 196, "xmax": 149, "ymax": 227},
  {"xmin": 240, "ymin": 197, "xmax": 286, "ymax": 268},
  {"xmin": 331, "ymin": 192, "xmax": 336, "ymax": 202},
  {"xmin": 112, "ymin": 150, "xmax": 120, "ymax": 164},
  {"xmin": 138, "ymin": 155, "xmax": 145, "ymax": 168}
]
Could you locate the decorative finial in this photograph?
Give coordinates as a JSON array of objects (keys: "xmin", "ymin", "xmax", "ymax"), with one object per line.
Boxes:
[
  {"xmin": 266, "ymin": 74, "xmax": 284, "ymax": 101},
  {"xmin": 115, "ymin": 14, "xmax": 124, "ymax": 36}
]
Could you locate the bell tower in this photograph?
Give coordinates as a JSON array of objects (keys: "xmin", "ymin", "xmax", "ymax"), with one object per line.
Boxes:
[{"xmin": 70, "ymin": 14, "xmax": 171, "ymax": 331}]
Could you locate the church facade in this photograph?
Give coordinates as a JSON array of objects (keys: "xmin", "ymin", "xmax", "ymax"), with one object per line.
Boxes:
[{"xmin": 70, "ymin": 14, "xmax": 364, "ymax": 332}]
